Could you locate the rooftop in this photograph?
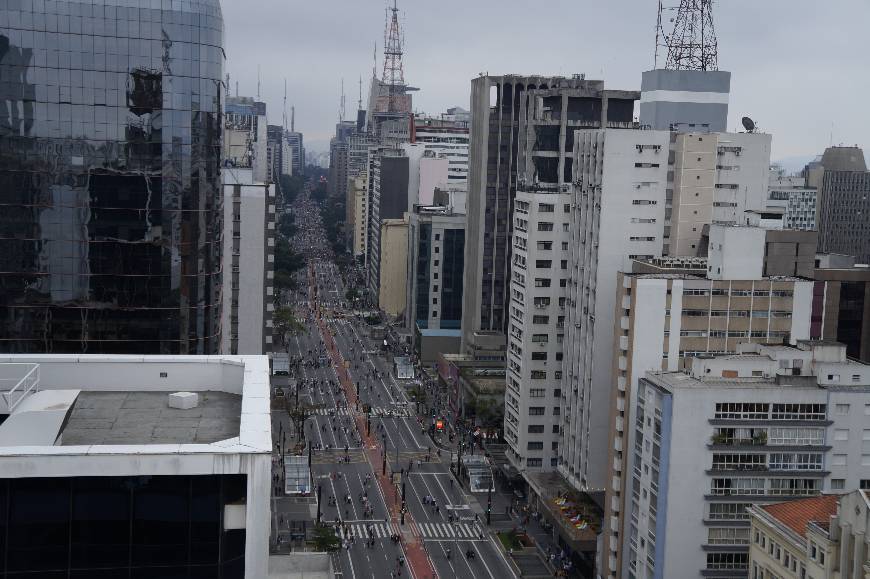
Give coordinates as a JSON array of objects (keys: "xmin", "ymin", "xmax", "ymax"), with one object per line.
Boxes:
[
  {"xmin": 760, "ymin": 495, "xmax": 840, "ymax": 539},
  {"xmin": 0, "ymin": 355, "xmax": 271, "ymax": 457},
  {"xmin": 60, "ymin": 391, "xmax": 241, "ymax": 446}
]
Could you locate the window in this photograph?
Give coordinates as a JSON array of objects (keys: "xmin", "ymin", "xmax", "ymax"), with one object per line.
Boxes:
[
  {"xmin": 530, "ymin": 371, "xmax": 546, "ymax": 380},
  {"xmin": 535, "ymin": 278, "xmax": 551, "ymax": 288},
  {"xmin": 706, "ymin": 553, "xmax": 748, "ymax": 570},
  {"xmin": 834, "ymin": 429, "xmax": 849, "ymax": 441},
  {"xmin": 528, "ymin": 425, "xmax": 544, "ymax": 433},
  {"xmin": 562, "ymin": 242, "xmax": 569, "ymax": 251},
  {"xmin": 836, "ymin": 403, "xmax": 850, "ymax": 415},
  {"xmin": 526, "ymin": 458, "xmax": 542, "ymax": 467},
  {"xmin": 768, "ymin": 478, "xmax": 820, "ymax": 496},
  {"xmin": 529, "ymin": 407, "xmax": 545, "ymax": 416},
  {"xmin": 768, "ymin": 427, "xmax": 825, "ymax": 446},
  {"xmin": 527, "ymin": 442, "xmax": 544, "ymax": 450},
  {"xmin": 710, "ymin": 478, "xmax": 765, "ymax": 495},
  {"xmin": 432, "ymin": 310, "xmax": 438, "ymax": 318},
  {"xmin": 768, "ymin": 453, "xmax": 823, "ymax": 471},
  {"xmin": 529, "ymin": 388, "xmax": 545, "ymax": 398},
  {"xmin": 536, "ymin": 260, "xmax": 552, "ymax": 269},
  {"xmin": 708, "ymin": 503, "xmax": 751, "ymax": 521},
  {"xmin": 536, "ymin": 241, "xmax": 552, "ymax": 250},
  {"xmin": 715, "ymin": 403, "xmax": 769, "ymax": 420},
  {"xmin": 532, "ymin": 315, "xmax": 549, "ymax": 324},
  {"xmin": 538, "ymin": 203, "xmax": 554, "ymax": 213},
  {"xmin": 434, "ymin": 233, "xmax": 440, "ymax": 241},
  {"xmin": 831, "ymin": 479, "xmax": 845, "ymax": 490},
  {"xmin": 531, "ymin": 351, "xmax": 548, "ymax": 361},
  {"xmin": 771, "ymin": 404, "xmax": 826, "ymax": 420},
  {"xmin": 553, "ymin": 407, "xmax": 560, "ymax": 415},
  {"xmin": 531, "ymin": 334, "xmax": 549, "ymax": 343},
  {"xmin": 707, "ymin": 527, "xmax": 749, "ymax": 545},
  {"xmin": 832, "ymin": 454, "xmax": 847, "ymax": 466},
  {"xmin": 537, "ymin": 222, "xmax": 554, "ymax": 232}
]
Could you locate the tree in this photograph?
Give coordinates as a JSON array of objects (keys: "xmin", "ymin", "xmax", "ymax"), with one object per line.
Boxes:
[
  {"xmin": 274, "ymin": 306, "xmax": 304, "ymax": 345},
  {"xmin": 309, "ymin": 524, "xmax": 340, "ymax": 552}
]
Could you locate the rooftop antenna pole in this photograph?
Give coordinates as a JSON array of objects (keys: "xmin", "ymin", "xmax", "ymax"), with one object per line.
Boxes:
[
  {"xmin": 654, "ymin": 0, "xmax": 663, "ymax": 69},
  {"xmin": 291, "ymin": 106, "xmax": 295, "ymax": 133},
  {"xmin": 235, "ymin": 81, "xmax": 238, "ymax": 97},
  {"xmin": 340, "ymin": 78, "xmax": 346, "ymax": 123},
  {"xmin": 358, "ymin": 76, "xmax": 363, "ymax": 111},
  {"xmin": 283, "ymin": 78, "xmax": 288, "ymax": 131}
]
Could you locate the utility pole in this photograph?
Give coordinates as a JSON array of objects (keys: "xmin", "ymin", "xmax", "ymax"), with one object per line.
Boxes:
[{"xmin": 486, "ymin": 479, "xmax": 492, "ymax": 526}]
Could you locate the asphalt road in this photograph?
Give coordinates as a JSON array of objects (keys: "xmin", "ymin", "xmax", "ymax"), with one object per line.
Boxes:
[{"xmin": 279, "ymin": 190, "xmax": 517, "ymax": 579}]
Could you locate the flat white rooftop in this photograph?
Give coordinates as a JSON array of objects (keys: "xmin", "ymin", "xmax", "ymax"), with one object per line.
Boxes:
[{"xmin": 0, "ymin": 355, "xmax": 271, "ymax": 457}]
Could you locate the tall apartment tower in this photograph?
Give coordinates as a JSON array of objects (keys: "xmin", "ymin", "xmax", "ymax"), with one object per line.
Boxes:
[
  {"xmin": 463, "ymin": 75, "xmax": 636, "ymax": 359},
  {"xmin": 0, "ymin": 0, "xmax": 225, "ymax": 354},
  {"xmin": 816, "ymin": 146, "xmax": 870, "ymax": 264},
  {"xmin": 559, "ymin": 129, "xmax": 672, "ymax": 489},
  {"xmin": 366, "ymin": 149, "xmax": 409, "ymax": 299},
  {"xmin": 224, "ymin": 97, "xmax": 268, "ymax": 184},
  {"xmin": 504, "ymin": 81, "xmax": 641, "ymax": 471},
  {"xmin": 601, "ymin": 224, "xmax": 819, "ymax": 579}
]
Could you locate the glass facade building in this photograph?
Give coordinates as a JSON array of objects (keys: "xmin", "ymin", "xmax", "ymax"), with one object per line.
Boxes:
[
  {"xmin": 0, "ymin": 0, "xmax": 225, "ymax": 353},
  {"xmin": 0, "ymin": 474, "xmax": 246, "ymax": 578}
]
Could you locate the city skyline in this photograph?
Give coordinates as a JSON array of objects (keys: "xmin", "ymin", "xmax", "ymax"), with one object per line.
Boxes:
[{"xmin": 223, "ymin": 0, "xmax": 870, "ymax": 162}]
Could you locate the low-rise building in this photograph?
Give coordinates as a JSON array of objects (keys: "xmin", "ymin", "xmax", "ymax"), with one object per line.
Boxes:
[
  {"xmin": 626, "ymin": 341, "xmax": 870, "ymax": 579},
  {"xmin": 0, "ymin": 354, "xmax": 272, "ymax": 578},
  {"xmin": 748, "ymin": 490, "xmax": 870, "ymax": 579}
]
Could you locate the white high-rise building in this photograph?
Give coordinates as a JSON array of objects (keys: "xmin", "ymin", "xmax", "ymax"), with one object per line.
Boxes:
[
  {"xmin": 413, "ymin": 114, "xmax": 470, "ymax": 184},
  {"xmin": 627, "ymin": 342, "xmax": 870, "ymax": 579},
  {"xmin": 559, "ymin": 128, "xmax": 672, "ymax": 489},
  {"xmin": 505, "ymin": 190, "xmax": 572, "ymax": 469}
]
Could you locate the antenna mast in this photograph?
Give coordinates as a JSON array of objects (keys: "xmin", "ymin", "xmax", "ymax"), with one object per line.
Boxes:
[
  {"xmin": 339, "ymin": 78, "xmax": 346, "ymax": 123},
  {"xmin": 256, "ymin": 64, "xmax": 261, "ymax": 98},
  {"xmin": 382, "ymin": 0, "xmax": 406, "ymax": 113},
  {"xmin": 283, "ymin": 78, "xmax": 287, "ymax": 131},
  {"xmin": 291, "ymin": 106, "xmax": 295, "ymax": 133},
  {"xmin": 661, "ymin": 0, "xmax": 719, "ymax": 71}
]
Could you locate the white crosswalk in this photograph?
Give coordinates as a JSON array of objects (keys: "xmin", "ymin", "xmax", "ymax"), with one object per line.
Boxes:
[
  {"xmin": 336, "ymin": 522, "xmax": 398, "ymax": 540},
  {"xmin": 418, "ymin": 522, "xmax": 483, "ymax": 540},
  {"xmin": 310, "ymin": 407, "xmax": 350, "ymax": 416}
]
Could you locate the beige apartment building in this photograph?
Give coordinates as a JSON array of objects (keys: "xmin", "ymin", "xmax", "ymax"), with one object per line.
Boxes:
[{"xmin": 378, "ymin": 217, "xmax": 408, "ymax": 317}]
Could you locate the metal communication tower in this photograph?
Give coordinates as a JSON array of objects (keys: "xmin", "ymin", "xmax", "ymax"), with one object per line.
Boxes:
[
  {"xmin": 656, "ymin": 0, "xmax": 718, "ymax": 71},
  {"xmin": 382, "ymin": 0, "xmax": 405, "ymax": 113}
]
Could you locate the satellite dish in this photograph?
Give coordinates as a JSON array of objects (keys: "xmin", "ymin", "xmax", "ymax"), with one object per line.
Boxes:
[{"xmin": 742, "ymin": 117, "xmax": 756, "ymax": 133}]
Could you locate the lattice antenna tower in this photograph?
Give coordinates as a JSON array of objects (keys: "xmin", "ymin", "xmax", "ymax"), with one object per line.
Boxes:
[
  {"xmin": 382, "ymin": 0, "xmax": 406, "ymax": 113},
  {"xmin": 656, "ymin": 0, "xmax": 718, "ymax": 71}
]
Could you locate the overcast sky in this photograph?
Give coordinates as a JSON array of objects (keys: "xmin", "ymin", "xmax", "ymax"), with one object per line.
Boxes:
[{"xmin": 222, "ymin": 0, "xmax": 869, "ymax": 164}]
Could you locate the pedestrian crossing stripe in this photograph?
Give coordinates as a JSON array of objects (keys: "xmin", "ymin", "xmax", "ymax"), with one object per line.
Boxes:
[
  {"xmin": 310, "ymin": 408, "xmax": 350, "ymax": 416},
  {"xmin": 334, "ymin": 522, "xmax": 398, "ymax": 540},
  {"xmin": 418, "ymin": 522, "xmax": 483, "ymax": 540}
]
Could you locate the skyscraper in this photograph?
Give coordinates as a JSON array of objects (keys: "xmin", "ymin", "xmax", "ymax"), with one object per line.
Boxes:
[{"xmin": 0, "ymin": 0, "xmax": 225, "ymax": 354}]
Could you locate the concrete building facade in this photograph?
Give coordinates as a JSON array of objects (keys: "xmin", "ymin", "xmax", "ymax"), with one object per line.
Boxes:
[
  {"xmin": 559, "ymin": 128, "xmax": 672, "ymax": 491},
  {"xmin": 221, "ymin": 168, "xmax": 275, "ymax": 356},
  {"xmin": 603, "ymin": 267, "xmax": 817, "ymax": 578},
  {"xmin": 412, "ymin": 114, "xmax": 471, "ymax": 184},
  {"xmin": 366, "ymin": 150, "xmax": 409, "ymax": 299},
  {"xmin": 378, "ymin": 218, "xmax": 409, "ymax": 317},
  {"xmin": 224, "ymin": 97, "xmax": 268, "ymax": 184},
  {"xmin": 667, "ymin": 132, "xmax": 773, "ymax": 257},
  {"xmin": 766, "ymin": 171, "xmax": 818, "ymax": 231},
  {"xmin": 639, "ymin": 69, "xmax": 731, "ymax": 133},
  {"xmin": 626, "ymin": 342, "xmax": 870, "ymax": 579},
  {"xmin": 815, "ymin": 256, "xmax": 870, "ymax": 364},
  {"xmin": 462, "ymin": 75, "xmax": 638, "ymax": 357}
]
